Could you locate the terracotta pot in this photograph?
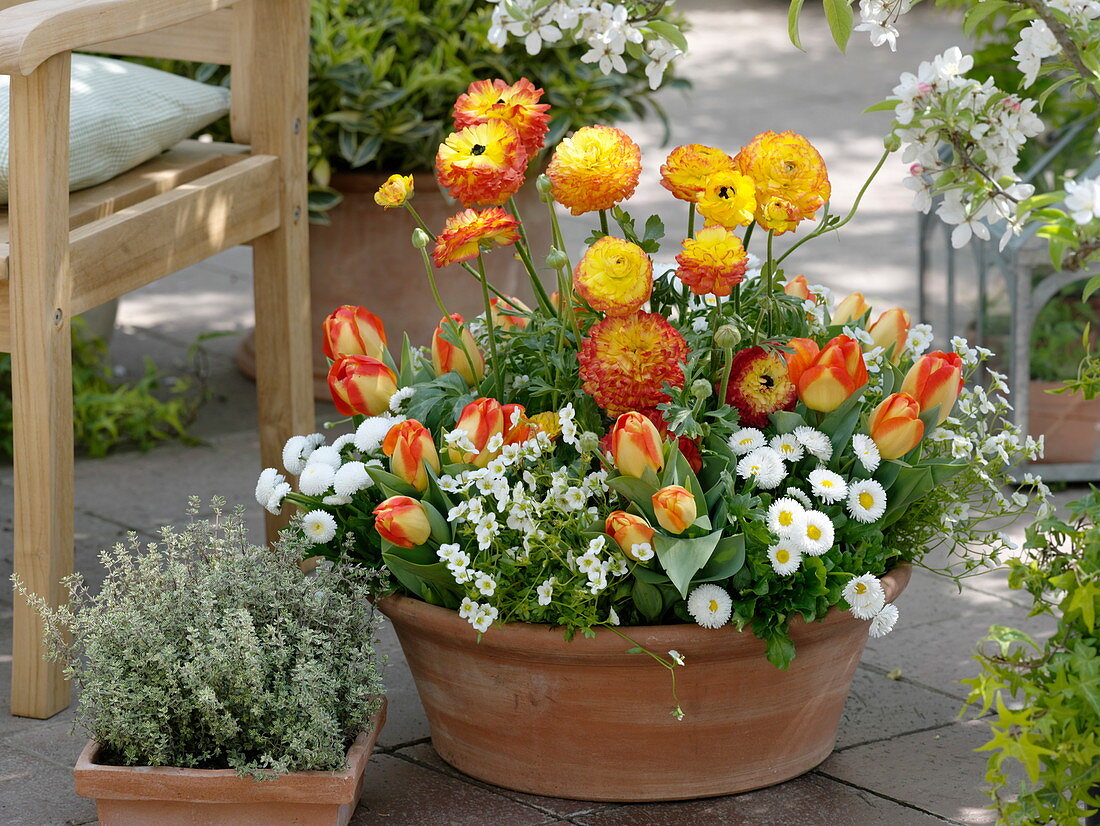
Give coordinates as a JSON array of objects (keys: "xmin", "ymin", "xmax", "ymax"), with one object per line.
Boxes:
[
  {"xmin": 378, "ymin": 568, "xmax": 910, "ymax": 802},
  {"xmin": 237, "ymin": 172, "xmax": 554, "ymax": 399},
  {"xmin": 73, "ymin": 701, "xmax": 386, "ymax": 826},
  {"xmin": 1028, "ymin": 380, "xmax": 1100, "ymax": 465}
]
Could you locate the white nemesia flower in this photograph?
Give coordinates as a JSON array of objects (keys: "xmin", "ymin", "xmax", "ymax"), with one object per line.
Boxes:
[
  {"xmin": 809, "ymin": 468, "xmax": 848, "ymax": 503},
  {"xmin": 767, "ymin": 497, "xmax": 805, "ymax": 537},
  {"xmin": 333, "ymin": 461, "xmax": 372, "ymax": 497},
  {"xmin": 768, "ymin": 541, "xmax": 803, "ymax": 576},
  {"xmin": 736, "ymin": 447, "xmax": 786, "ymax": 489},
  {"xmin": 847, "ymin": 479, "xmax": 888, "ymax": 523},
  {"xmin": 851, "ymin": 433, "xmax": 881, "ymax": 472},
  {"xmin": 301, "ymin": 510, "xmax": 337, "ymax": 544},
  {"xmin": 770, "ymin": 433, "xmax": 805, "ymax": 462},
  {"xmin": 631, "ymin": 541, "xmax": 655, "ymax": 562},
  {"xmin": 437, "ymin": 543, "xmax": 460, "ymax": 562},
  {"xmin": 797, "ymin": 510, "xmax": 835, "ymax": 556},
  {"xmin": 868, "ymin": 603, "xmax": 900, "ymax": 638},
  {"xmin": 474, "ymin": 572, "xmax": 497, "ymax": 597},
  {"xmin": 729, "ymin": 427, "xmax": 766, "ymax": 455},
  {"xmin": 793, "ymin": 426, "xmax": 833, "ymax": 462},
  {"xmin": 686, "ymin": 584, "xmax": 733, "ymax": 629},
  {"xmin": 668, "ymin": 649, "xmax": 685, "ymax": 666},
  {"xmin": 459, "ymin": 597, "xmax": 479, "ymax": 619},
  {"xmin": 298, "ymin": 463, "xmax": 336, "ymax": 496},
  {"xmin": 536, "ymin": 579, "xmax": 554, "ymax": 606},
  {"xmin": 843, "ymin": 573, "xmax": 887, "ymax": 619}
]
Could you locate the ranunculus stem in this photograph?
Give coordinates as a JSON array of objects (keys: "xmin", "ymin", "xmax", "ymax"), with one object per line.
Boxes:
[
  {"xmin": 507, "ymin": 196, "xmax": 556, "ymax": 315},
  {"xmin": 599, "ymin": 209, "xmax": 610, "ymax": 236},
  {"xmin": 687, "ymin": 203, "xmax": 696, "ymax": 239},
  {"xmin": 477, "ymin": 252, "xmax": 505, "ymax": 400}
]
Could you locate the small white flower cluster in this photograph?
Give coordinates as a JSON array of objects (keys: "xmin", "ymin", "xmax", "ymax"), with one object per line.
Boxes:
[
  {"xmin": 854, "ymin": 0, "xmax": 915, "ymax": 51},
  {"xmin": 485, "ymin": 0, "xmax": 684, "ymax": 89},
  {"xmin": 728, "ymin": 425, "xmax": 835, "ymax": 490},
  {"xmin": 1013, "ymin": 20, "xmax": 1061, "ymax": 87},
  {"xmin": 842, "ymin": 573, "xmax": 899, "ymax": 638},
  {"xmin": 459, "ymin": 597, "xmax": 499, "ymax": 633},
  {"xmin": 1064, "ymin": 174, "xmax": 1100, "ymax": 226}
]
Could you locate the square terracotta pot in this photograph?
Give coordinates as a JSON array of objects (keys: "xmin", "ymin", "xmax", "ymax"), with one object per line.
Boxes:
[{"xmin": 73, "ymin": 700, "xmax": 386, "ymax": 826}]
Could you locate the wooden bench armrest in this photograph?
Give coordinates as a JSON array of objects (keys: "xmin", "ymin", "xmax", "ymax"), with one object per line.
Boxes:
[{"xmin": 0, "ymin": 0, "xmax": 236, "ymax": 76}]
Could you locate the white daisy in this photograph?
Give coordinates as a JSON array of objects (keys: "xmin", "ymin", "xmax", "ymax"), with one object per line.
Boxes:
[
  {"xmin": 770, "ymin": 433, "xmax": 805, "ymax": 462},
  {"xmin": 687, "ymin": 584, "xmax": 733, "ymax": 628},
  {"xmin": 388, "ymin": 386, "xmax": 416, "ymax": 413},
  {"xmin": 631, "ymin": 541, "xmax": 655, "ymax": 562},
  {"xmin": 307, "ymin": 445, "xmax": 342, "ymax": 470},
  {"xmin": 793, "ymin": 426, "xmax": 833, "ymax": 462},
  {"xmin": 255, "ymin": 468, "xmax": 285, "ymax": 508},
  {"xmin": 809, "ymin": 468, "xmax": 848, "ymax": 504},
  {"xmin": 768, "ymin": 541, "xmax": 803, "ymax": 576},
  {"xmin": 333, "ymin": 461, "xmax": 372, "ymax": 497},
  {"xmin": 728, "ymin": 427, "xmax": 766, "ymax": 455},
  {"xmin": 868, "ymin": 603, "xmax": 899, "ymax": 638},
  {"xmin": 536, "ymin": 579, "xmax": 554, "ymax": 606},
  {"xmin": 282, "ymin": 435, "xmax": 309, "ymax": 474},
  {"xmin": 767, "ymin": 497, "xmax": 805, "ymax": 537},
  {"xmin": 843, "ymin": 573, "xmax": 886, "ymax": 619},
  {"xmin": 298, "ymin": 463, "xmax": 336, "ymax": 496},
  {"xmin": 322, "ymin": 494, "xmax": 352, "ymax": 506},
  {"xmin": 847, "ymin": 479, "xmax": 888, "ymax": 523},
  {"xmin": 354, "ymin": 415, "xmax": 405, "ymax": 454},
  {"xmin": 301, "ymin": 510, "xmax": 337, "ymax": 544},
  {"xmin": 332, "ymin": 433, "xmax": 356, "ymax": 452},
  {"xmin": 736, "ymin": 447, "xmax": 786, "ymax": 489},
  {"xmin": 850, "ymin": 433, "xmax": 881, "ymax": 472},
  {"xmin": 264, "ymin": 482, "xmax": 291, "ymax": 515},
  {"xmin": 784, "ymin": 486, "xmax": 813, "ymax": 508},
  {"xmin": 474, "ymin": 572, "xmax": 497, "ymax": 597},
  {"xmin": 797, "ymin": 510, "xmax": 835, "ymax": 556},
  {"xmin": 459, "ymin": 597, "xmax": 479, "ymax": 619}
]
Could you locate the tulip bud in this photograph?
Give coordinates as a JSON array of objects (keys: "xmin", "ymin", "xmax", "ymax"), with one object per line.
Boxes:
[
  {"xmin": 431, "ymin": 314, "xmax": 485, "ymax": 386},
  {"xmin": 411, "ymin": 228, "xmax": 430, "ymax": 249},
  {"xmin": 448, "ymin": 397, "xmax": 505, "ymax": 467},
  {"xmin": 546, "ymin": 247, "xmax": 570, "ymax": 270},
  {"xmin": 901, "ymin": 351, "xmax": 964, "ymax": 424},
  {"xmin": 322, "ymin": 305, "xmax": 387, "ymax": 361},
  {"xmin": 867, "ymin": 308, "xmax": 910, "ymax": 363},
  {"xmin": 374, "ymin": 173, "xmax": 413, "ymax": 209},
  {"xmin": 714, "ymin": 324, "xmax": 742, "ymax": 350},
  {"xmin": 784, "ymin": 275, "xmax": 814, "ymax": 302},
  {"xmin": 327, "ymin": 355, "xmax": 398, "ymax": 417},
  {"xmin": 651, "ymin": 485, "xmax": 697, "ymax": 535},
  {"xmin": 373, "ymin": 495, "xmax": 432, "ymax": 549},
  {"xmin": 605, "ymin": 510, "xmax": 656, "ymax": 561},
  {"xmin": 489, "ymin": 296, "xmax": 532, "ymax": 331},
  {"xmin": 382, "ymin": 420, "xmax": 440, "ymax": 492},
  {"xmin": 868, "ymin": 392, "xmax": 925, "ymax": 459},
  {"xmin": 795, "ymin": 335, "xmax": 868, "ymax": 412},
  {"xmin": 784, "ymin": 337, "xmax": 820, "ymax": 388},
  {"xmin": 609, "ymin": 411, "xmax": 664, "ymax": 479},
  {"xmin": 832, "ymin": 292, "xmax": 870, "ymax": 326}
]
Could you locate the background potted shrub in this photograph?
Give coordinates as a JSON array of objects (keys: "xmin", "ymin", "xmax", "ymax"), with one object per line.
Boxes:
[{"xmin": 14, "ymin": 500, "xmax": 386, "ymax": 826}]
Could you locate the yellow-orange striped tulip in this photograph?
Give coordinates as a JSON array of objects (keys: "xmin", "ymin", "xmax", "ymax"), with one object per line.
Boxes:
[
  {"xmin": 867, "ymin": 308, "xmax": 910, "ymax": 363},
  {"xmin": 784, "ymin": 337, "xmax": 820, "ymax": 388},
  {"xmin": 447, "ymin": 397, "xmax": 505, "ymax": 467},
  {"xmin": 652, "ymin": 485, "xmax": 697, "ymax": 534},
  {"xmin": 605, "ymin": 511, "xmax": 656, "ymax": 561},
  {"xmin": 322, "ymin": 305, "xmax": 387, "ymax": 361},
  {"xmin": 490, "ymin": 295, "xmax": 532, "ymax": 331},
  {"xmin": 832, "ymin": 292, "xmax": 870, "ymax": 326},
  {"xmin": 327, "ymin": 355, "xmax": 398, "ymax": 417},
  {"xmin": 795, "ymin": 335, "xmax": 868, "ymax": 412},
  {"xmin": 784, "ymin": 275, "xmax": 815, "ymax": 302},
  {"xmin": 609, "ymin": 411, "xmax": 664, "ymax": 479},
  {"xmin": 373, "ymin": 495, "xmax": 432, "ymax": 549},
  {"xmin": 431, "ymin": 313, "xmax": 484, "ymax": 386},
  {"xmin": 868, "ymin": 393, "xmax": 925, "ymax": 459},
  {"xmin": 901, "ymin": 351, "xmax": 964, "ymax": 425},
  {"xmin": 382, "ymin": 420, "xmax": 440, "ymax": 492}
]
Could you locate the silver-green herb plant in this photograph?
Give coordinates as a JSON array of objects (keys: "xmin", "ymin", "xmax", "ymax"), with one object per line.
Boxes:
[{"xmin": 13, "ymin": 498, "xmax": 384, "ymax": 778}]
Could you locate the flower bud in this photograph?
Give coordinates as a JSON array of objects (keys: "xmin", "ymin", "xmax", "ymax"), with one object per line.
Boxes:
[
  {"xmin": 448, "ymin": 397, "xmax": 505, "ymax": 467},
  {"xmin": 431, "ymin": 313, "xmax": 485, "ymax": 386},
  {"xmin": 901, "ymin": 350, "xmax": 964, "ymax": 424},
  {"xmin": 322, "ymin": 305, "xmax": 387, "ymax": 361},
  {"xmin": 327, "ymin": 355, "xmax": 398, "ymax": 417},
  {"xmin": 578, "ymin": 431, "xmax": 600, "ymax": 454},
  {"xmin": 884, "ymin": 132, "xmax": 902, "ymax": 153},
  {"xmin": 832, "ymin": 292, "xmax": 870, "ymax": 326},
  {"xmin": 609, "ymin": 411, "xmax": 664, "ymax": 479},
  {"xmin": 411, "ymin": 228, "xmax": 430, "ymax": 249},
  {"xmin": 373, "ymin": 495, "xmax": 432, "ymax": 549},
  {"xmin": 546, "ymin": 247, "xmax": 570, "ymax": 270},
  {"xmin": 652, "ymin": 485, "xmax": 697, "ymax": 535},
  {"xmin": 690, "ymin": 379, "xmax": 712, "ymax": 400},
  {"xmin": 795, "ymin": 334, "xmax": 868, "ymax": 412},
  {"xmin": 784, "ymin": 275, "xmax": 814, "ymax": 302},
  {"xmin": 868, "ymin": 308, "xmax": 910, "ymax": 364},
  {"xmin": 489, "ymin": 295, "xmax": 532, "ymax": 331},
  {"xmin": 714, "ymin": 324, "xmax": 742, "ymax": 350},
  {"xmin": 374, "ymin": 173, "xmax": 413, "ymax": 209},
  {"xmin": 382, "ymin": 420, "xmax": 440, "ymax": 492},
  {"xmin": 868, "ymin": 392, "xmax": 925, "ymax": 459},
  {"xmin": 605, "ymin": 510, "xmax": 656, "ymax": 561},
  {"xmin": 536, "ymin": 173, "xmax": 553, "ymax": 195}
]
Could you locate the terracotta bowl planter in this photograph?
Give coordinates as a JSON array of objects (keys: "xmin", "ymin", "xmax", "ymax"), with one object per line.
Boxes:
[
  {"xmin": 378, "ymin": 568, "xmax": 910, "ymax": 802},
  {"xmin": 73, "ymin": 700, "xmax": 386, "ymax": 826},
  {"xmin": 1028, "ymin": 379, "xmax": 1100, "ymax": 464}
]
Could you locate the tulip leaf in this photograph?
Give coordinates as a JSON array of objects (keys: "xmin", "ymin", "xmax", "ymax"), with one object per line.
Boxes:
[
  {"xmin": 654, "ymin": 531, "xmax": 723, "ymax": 598},
  {"xmin": 422, "ymin": 500, "xmax": 452, "ymax": 544},
  {"xmin": 881, "ymin": 465, "xmax": 934, "ymax": 526},
  {"xmin": 380, "ymin": 540, "xmax": 437, "ymax": 566},
  {"xmin": 819, "ymin": 386, "xmax": 867, "ymax": 451},
  {"xmin": 875, "ymin": 458, "xmax": 907, "ymax": 491},
  {"xmin": 381, "ymin": 553, "xmax": 461, "ymax": 605},
  {"xmin": 693, "ymin": 533, "xmax": 745, "ymax": 582},
  {"xmin": 366, "ymin": 466, "xmax": 419, "ymax": 497},
  {"xmin": 661, "ymin": 443, "xmax": 707, "ymax": 505},
  {"xmin": 631, "ymin": 578, "xmax": 664, "ymax": 622},
  {"xmin": 608, "ymin": 476, "xmax": 660, "ymax": 522},
  {"xmin": 770, "ymin": 410, "xmax": 807, "ymax": 434},
  {"xmin": 423, "ymin": 466, "xmax": 455, "ymax": 515},
  {"xmin": 632, "ymin": 564, "xmax": 672, "ymax": 585}
]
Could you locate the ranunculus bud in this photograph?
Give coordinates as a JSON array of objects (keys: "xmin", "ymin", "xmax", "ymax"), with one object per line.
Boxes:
[
  {"xmin": 609, "ymin": 411, "xmax": 664, "ymax": 479},
  {"xmin": 536, "ymin": 173, "xmax": 554, "ymax": 196},
  {"xmin": 714, "ymin": 324, "xmax": 742, "ymax": 350},
  {"xmin": 867, "ymin": 308, "xmax": 910, "ymax": 364},
  {"xmin": 546, "ymin": 247, "xmax": 570, "ymax": 270},
  {"xmin": 690, "ymin": 379, "xmax": 712, "ymax": 400},
  {"xmin": 373, "ymin": 495, "xmax": 432, "ymax": 549},
  {"xmin": 901, "ymin": 351, "xmax": 964, "ymax": 425},
  {"xmin": 832, "ymin": 292, "xmax": 870, "ymax": 326},
  {"xmin": 795, "ymin": 334, "xmax": 868, "ymax": 412},
  {"xmin": 784, "ymin": 275, "xmax": 814, "ymax": 302},
  {"xmin": 447, "ymin": 397, "xmax": 505, "ymax": 467},
  {"xmin": 651, "ymin": 485, "xmax": 697, "ymax": 535},
  {"xmin": 411, "ymin": 228, "xmax": 430, "ymax": 249},
  {"xmin": 605, "ymin": 510, "xmax": 656, "ymax": 561},
  {"xmin": 431, "ymin": 313, "xmax": 485, "ymax": 386},
  {"xmin": 327, "ymin": 355, "xmax": 398, "ymax": 417},
  {"xmin": 374, "ymin": 173, "xmax": 413, "ymax": 209},
  {"xmin": 868, "ymin": 392, "xmax": 925, "ymax": 459},
  {"xmin": 322, "ymin": 305, "xmax": 387, "ymax": 361},
  {"xmin": 382, "ymin": 420, "xmax": 440, "ymax": 492},
  {"xmin": 489, "ymin": 296, "xmax": 532, "ymax": 331}
]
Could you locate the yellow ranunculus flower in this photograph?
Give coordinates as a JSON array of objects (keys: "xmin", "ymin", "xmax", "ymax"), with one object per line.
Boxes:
[
  {"xmin": 374, "ymin": 174, "xmax": 414, "ymax": 209},
  {"xmin": 734, "ymin": 131, "xmax": 830, "ymax": 233},
  {"xmin": 547, "ymin": 125, "xmax": 641, "ymax": 215},
  {"xmin": 696, "ymin": 171, "xmax": 757, "ymax": 229},
  {"xmin": 573, "ymin": 236, "xmax": 652, "ymax": 316}
]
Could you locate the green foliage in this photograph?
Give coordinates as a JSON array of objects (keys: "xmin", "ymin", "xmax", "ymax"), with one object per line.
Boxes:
[
  {"xmin": 964, "ymin": 490, "xmax": 1100, "ymax": 824},
  {"xmin": 13, "ymin": 500, "xmax": 384, "ymax": 778}
]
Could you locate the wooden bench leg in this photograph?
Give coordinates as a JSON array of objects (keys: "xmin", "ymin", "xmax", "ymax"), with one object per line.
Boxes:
[{"xmin": 9, "ymin": 53, "xmax": 74, "ymax": 719}]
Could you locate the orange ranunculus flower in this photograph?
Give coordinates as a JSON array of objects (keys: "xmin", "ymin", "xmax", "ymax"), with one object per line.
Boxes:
[
  {"xmin": 901, "ymin": 351, "xmax": 964, "ymax": 424},
  {"xmin": 652, "ymin": 485, "xmax": 697, "ymax": 535},
  {"xmin": 374, "ymin": 174, "xmax": 414, "ymax": 209},
  {"xmin": 431, "ymin": 314, "xmax": 485, "ymax": 386},
  {"xmin": 448, "ymin": 397, "xmax": 506, "ymax": 467},
  {"xmin": 659, "ymin": 144, "xmax": 737, "ymax": 203},
  {"xmin": 733, "ymin": 131, "xmax": 830, "ymax": 233},
  {"xmin": 489, "ymin": 295, "xmax": 532, "ymax": 331},
  {"xmin": 322, "ymin": 305, "xmax": 387, "ymax": 361},
  {"xmin": 328, "ymin": 355, "xmax": 398, "ymax": 417},
  {"xmin": 605, "ymin": 510, "xmax": 657, "ymax": 561},
  {"xmin": 527, "ymin": 411, "xmax": 562, "ymax": 440},
  {"xmin": 435, "ymin": 120, "xmax": 527, "ymax": 206},
  {"xmin": 696, "ymin": 171, "xmax": 757, "ymax": 229},
  {"xmin": 452, "ymin": 77, "xmax": 550, "ymax": 159},
  {"xmin": 784, "ymin": 275, "xmax": 815, "ymax": 302},
  {"xmin": 609, "ymin": 411, "xmax": 664, "ymax": 479},
  {"xmin": 868, "ymin": 308, "xmax": 910, "ymax": 363},
  {"xmin": 756, "ymin": 195, "xmax": 800, "ymax": 234},
  {"xmin": 868, "ymin": 393, "xmax": 925, "ymax": 459},
  {"xmin": 832, "ymin": 292, "xmax": 870, "ymax": 326},
  {"xmin": 383, "ymin": 420, "xmax": 441, "ymax": 492},
  {"xmin": 373, "ymin": 495, "xmax": 432, "ymax": 549},
  {"xmin": 784, "ymin": 337, "xmax": 821, "ymax": 388},
  {"xmin": 795, "ymin": 334, "xmax": 868, "ymax": 412},
  {"xmin": 573, "ymin": 236, "xmax": 653, "ymax": 316},
  {"xmin": 547, "ymin": 125, "xmax": 641, "ymax": 215},
  {"xmin": 432, "ymin": 207, "xmax": 520, "ymax": 268},
  {"xmin": 675, "ymin": 225, "xmax": 749, "ymax": 297}
]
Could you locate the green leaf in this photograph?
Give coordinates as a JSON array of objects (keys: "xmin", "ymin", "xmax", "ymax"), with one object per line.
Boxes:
[
  {"xmin": 631, "ymin": 578, "xmax": 664, "ymax": 622},
  {"xmin": 1084, "ymin": 273, "xmax": 1100, "ymax": 302},
  {"xmin": 765, "ymin": 631, "xmax": 796, "ymax": 669},
  {"xmin": 823, "ymin": 0, "xmax": 854, "ymax": 52},
  {"xmin": 608, "ymin": 476, "xmax": 660, "ymax": 522},
  {"xmin": 770, "ymin": 410, "xmax": 807, "ymax": 434},
  {"xmin": 365, "ymin": 466, "xmax": 418, "ymax": 497},
  {"xmin": 863, "ymin": 99, "xmax": 898, "ymax": 114},
  {"xmin": 645, "ymin": 20, "xmax": 689, "ymax": 53},
  {"xmin": 693, "ymin": 534, "xmax": 745, "ymax": 582},
  {"xmin": 788, "ymin": 0, "xmax": 806, "ymax": 51},
  {"xmin": 654, "ymin": 531, "xmax": 723, "ymax": 598},
  {"xmin": 381, "ymin": 553, "xmax": 460, "ymax": 605}
]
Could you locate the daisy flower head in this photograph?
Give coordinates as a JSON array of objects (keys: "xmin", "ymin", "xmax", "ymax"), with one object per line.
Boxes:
[
  {"xmin": 784, "ymin": 486, "xmax": 813, "ymax": 508},
  {"xmin": 333, "ymin": 461, "xmax": 372, "ymax": 497},
  {"xmin": 687, "ymin": 584, "xmax": 734, "ymax": 629},
  {"xmin": 355, "ymin": 415, "xmax": 405, "ymax": 454},
  {"xmin": 255, "ymin": 468, "xmax": 286, "ymax": 508},
  {"xmin": 768, "ymin": 541, "xmax": 803, "ymax": 576},
  {"xmin": 298, "ymin": 462, "xmax": 336, "ymax": 497},
  {"xmin": 770, "ymin": 433, "xmax": 804, "ymax": 462},
  {"xmin": 660, "ymin": 143, "xmax": 736, "ymax": 202},
  {"xmin": 452, "ymin": 77, "xmax": 550, "ymax": 158},
  {"xmin": 435, "ymin": 120, "xmax": 527, "ymax": 206},
  {"xmin": 850, "ymin": 433, "xmax": 881, "ymax": 472},
  {"xmin": 847, "ymin": 479, "xmax": 887, "ymax": 523},
  {"xmin": 797, "ymin": 510, "xmax": 834, "ymax": 556},
  {"xmin": 432, "ymin": 207, "xmax": 520, "ymax": 268},
  {"xmin": 675, "ymin": 225, "xmax": 749, "ymax": 297},
  {"xmin": 767, "ymin": 497, "xmax": 806, "ymax": 537},
  {"xmin": 736, "ymin": 446, "xmax": 786, "ymax": 489},
  {"xmin": 307, "ymin": 445, "xmax": 342, "ymax": 470},
  {"xmin": 809, "ymin": 468, "xmax": 847, "ymax": 503},
  {"xmin": 263, "ymin": 481, "xmax": 292, "ymax": 516},
  {"xmin": 843, "ymin": 573, "xmax": 886, "ymax": 619},
  {"xmin": 301, "ymin": 510, "xmax": 337, "ymax": 545},
  {"xmin": 793, "ymin": 426, "xmax": 833, "ymax": 462},
  {"xmin": 547, "ymin": 125, "xmax": 641, "ymax": 215},
  {"xmin": 728, "ymin": 427, "xmax": 766, "ymax": 455},
  {"xmin": 283, "ymin": 433, "xmax": 323, "ymax": 475},
  {"xmin": 868, "ymin": 603, "xmax": 899, "ymax": 638},
  {"xmin": 573, "ymin": 236, "xmax": 653, "ymax": 317}
]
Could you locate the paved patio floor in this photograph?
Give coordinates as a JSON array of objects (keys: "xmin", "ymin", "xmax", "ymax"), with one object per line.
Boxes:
[{"xmin": 0, "ymin": 0, "xmax": 1079, "ymax": 823}]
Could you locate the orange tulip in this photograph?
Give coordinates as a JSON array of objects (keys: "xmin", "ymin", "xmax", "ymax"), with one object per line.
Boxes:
[
  {"xmin": 652, "ymin": 485, "xmax": 697, "ymax": 535},
  {"xmin": 832, "ymin": 292, "xmax": 870, "ymax": 326},
  {"xmin": 868, "ymin": 308, "xmax": 910, "ymax": 363},
  {"xmin": 609, "ymin": 411, "xmax": 664, "ymax": 479},
  {"xmin": 501, "ymin": 403, "xmax": 540, "ymax": 446},
  {"xmin": 901, "ymin": 351, "xmax": 964, "ymax": 425},
  {"xmin": 322, "ymin": 305, "xmax": 387, "ymax": 361},
  {"xmin": 868, "ymin": 392, "xmax": 925, "ymax": 459},
  {"xmin": 382, "ymin": 420, "xmax": 440, "ymax": 492},
  {"xmin": 431, "ymin": 313, "xmax": 485, "ymax": 386},
  {"xmin": 447, "ymin": 397, "xmax": 505, "ymax": 467},
  {"xmin": 373, "ymin": 495, "xmax": 432, "ymax": 549},
  {"xmin": 605, "ymin": 511, "xmax": 656, "ymax": 561},
  {"xmin": 489, "ymin": 295, "xmax": 532, "ymax": 331},
  {"xmin": 795, "ymin": 335, "xmax": 868, "ymax": 412},
  {"xmin": 784, "ymin": 337, "xmax": 820, "ymax": 388},
  {"xmin": 327, "ymin": 355, "xmax": 398, "ymax": 417},
  {"xmin": 784, "ymin": 275, "xmax": 815, "ymax": 302}
]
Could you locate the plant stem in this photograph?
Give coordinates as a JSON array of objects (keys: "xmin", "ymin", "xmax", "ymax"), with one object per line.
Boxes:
[
  {"xmin": 405, "ymin": 202, "xmax": 510, "ymax": 300},
  {"xmin": 742, "ymin": 220, "xmax": 756, "ymax": 251},
  {"xmin": 687, "ymin": 203, "xmax": 696, "ymax": 239},
  {"xmin": 508, "ymin": 196, "xmax": 555, "ymax": 313},
  {"xmin": 477, "ymin": 252, "xmax": 505, "ymax": 400},
  {"xmin": 599, "ymin": 209, "xmax": 610, "ymax": 236},
  {"xmin": 417, "ymin": 247, "xmax": 452, "ymax": 322}
]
